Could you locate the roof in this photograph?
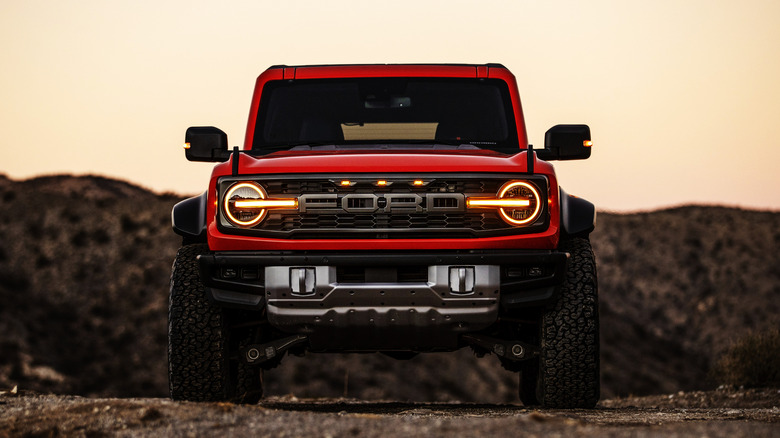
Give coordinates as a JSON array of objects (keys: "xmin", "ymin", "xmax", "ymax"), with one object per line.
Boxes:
[{"xmin": 262, "ymin": 64, "xmax": 510, "ymax": 80}]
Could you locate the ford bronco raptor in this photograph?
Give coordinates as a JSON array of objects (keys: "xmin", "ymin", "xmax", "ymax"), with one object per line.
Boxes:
[{"xmin": 170, "ymin": 64, "xmax": 598, "ymax": 408}]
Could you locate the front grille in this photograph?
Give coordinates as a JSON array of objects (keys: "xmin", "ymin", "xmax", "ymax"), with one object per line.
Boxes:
[
  {"xmin": 264, "ymin": 212, "xmax": 501, "ymax": 231},
  {"xmin": 218, "ymin": 173, "xmax": 549, "ymax": 239}
]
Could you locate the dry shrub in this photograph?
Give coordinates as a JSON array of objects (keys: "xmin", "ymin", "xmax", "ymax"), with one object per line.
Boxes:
[{"xmin": 712, "ymin": 329, "xmax": 780, "ymax": 388}]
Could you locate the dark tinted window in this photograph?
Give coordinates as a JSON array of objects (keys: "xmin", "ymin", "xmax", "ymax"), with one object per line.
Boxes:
[{"xmin": 252, "ymin": 78, "xmax": 518, "ymax": 153}]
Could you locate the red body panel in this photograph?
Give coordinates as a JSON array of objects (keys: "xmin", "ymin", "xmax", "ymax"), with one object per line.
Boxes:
[
  {"xmin": 218, "ymin": 64, "xmax": 555, "ymax": 252},
  {"xmin": 206, "ymin": 150, "xmax": 560, "ymax": 251}
]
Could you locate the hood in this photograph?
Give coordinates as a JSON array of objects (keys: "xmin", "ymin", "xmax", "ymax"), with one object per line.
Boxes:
[{"xmin": 216, "ymin": 149, "xmax": 555, "ymax": 176}]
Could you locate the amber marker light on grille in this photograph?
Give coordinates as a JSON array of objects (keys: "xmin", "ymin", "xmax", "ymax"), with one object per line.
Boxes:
[
  {"xmin": 340, "ymin": 180, "xmax": 352, "ymax": 186},
  {"xmin": 183, "ymin": 142, "xmax": 191, "ymax": 149},
  {"xmin": 377, "ymin": 180, "xmax": 388, "ymax": 186},
  {"xmin": 583, "ymin": 140, "xmax": 593, "ymax": 147},
  {"xmin": 413, "ymin": 180, "xmax": 424, "ymax": 186}
]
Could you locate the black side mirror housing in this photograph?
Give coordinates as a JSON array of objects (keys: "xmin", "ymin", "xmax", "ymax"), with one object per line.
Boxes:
[
  {"xmin": 185, "ymin": 126, "xmax": 230, "ymax": 162},
  {"xmin": 537, "ymin": 124, "xmax": 592, "ymax": 161}
]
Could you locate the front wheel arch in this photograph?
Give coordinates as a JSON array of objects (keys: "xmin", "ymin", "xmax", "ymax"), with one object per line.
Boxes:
[
  {"xmin": 559, "ymin": 188, "xmax": 596, "ymax": 238},
  {"xmin": 171, "ymin": 192, "xmax": 208, "ymax": 244}
]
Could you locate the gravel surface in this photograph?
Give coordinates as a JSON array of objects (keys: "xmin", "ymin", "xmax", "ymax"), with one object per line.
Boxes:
[{"xmin": 1, "ymin": 387, "xmax": 777, "ymax": 437}]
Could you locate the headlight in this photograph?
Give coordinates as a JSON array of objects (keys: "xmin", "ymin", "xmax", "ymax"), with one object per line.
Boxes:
[
  {"xmin": 466, "ymin": 181, "xmax": 542, "ymax": 226},
  {"xmin": 224, "ymin": 182, "xmax": 268, "ymax": 227},
  {"xmin": 223, "ymin": 182, "xmax": 298, "ymax": 228}
]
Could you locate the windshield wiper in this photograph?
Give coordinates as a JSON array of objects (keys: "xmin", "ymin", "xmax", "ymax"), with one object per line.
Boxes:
[
  {"xmin": 250, "ymin": 142, "xmax": 338, "ymax": 155},
  {"xmin": 250, "ymin": 140, "xmax": 489, "ymax": 155}
]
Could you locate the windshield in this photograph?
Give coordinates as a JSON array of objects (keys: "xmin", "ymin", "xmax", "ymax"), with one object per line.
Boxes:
[{"xmin": 252, "ymin": 78, "xmax": 519, "ymax": 154}]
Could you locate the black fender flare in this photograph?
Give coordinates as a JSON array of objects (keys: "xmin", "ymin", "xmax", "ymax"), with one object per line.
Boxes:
[
  {"xmin": 559, "ymin": 188, "xmax": 596, "ymax": 237},
  {"xmin": 172, "ymin": 191, "xmax": 208, "ymax": 243}
]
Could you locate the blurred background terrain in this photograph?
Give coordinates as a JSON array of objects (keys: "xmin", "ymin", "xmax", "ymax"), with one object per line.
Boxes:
[{"xmin": 0, "ymin": 174, "xmax": 777, "ymax": 402}]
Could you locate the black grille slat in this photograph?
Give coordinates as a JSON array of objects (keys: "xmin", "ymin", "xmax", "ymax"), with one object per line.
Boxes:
[{"xmin": 258, "ymin": 213, "xmax": 496, "ymax": 230}]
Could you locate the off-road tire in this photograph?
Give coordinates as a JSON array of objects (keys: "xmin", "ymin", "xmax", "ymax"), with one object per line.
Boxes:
[
  {"xmin": 519, "ymin": 237, "xmax": 600, "ymax": 408},
  {"xmin": 168, "ymin": 244, "xmax": 263, "ymax": 403}
]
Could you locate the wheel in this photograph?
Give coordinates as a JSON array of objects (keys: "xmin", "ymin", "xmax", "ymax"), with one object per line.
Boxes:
[
  {"xmin": 520, "ymin": 237, "xmax": 600, "ymax": 408},
  {"xmin": 168, "ymin": 244, "xmax": 263, "ymax": 403}
]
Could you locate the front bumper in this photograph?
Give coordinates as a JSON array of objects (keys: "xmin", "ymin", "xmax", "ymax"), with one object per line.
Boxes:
[{"xmin": 198, "ymin": 250, "xmax": 568, "ymax": 351}]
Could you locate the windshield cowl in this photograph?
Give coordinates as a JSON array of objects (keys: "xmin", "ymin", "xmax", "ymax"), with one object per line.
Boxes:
[
  {"xmin": 256, "ymin": 147, "xmax": 514, "ymax": 159},
  {"xmin": 289, "ymin": 143, "xmax": 482, "ymax": 151}
]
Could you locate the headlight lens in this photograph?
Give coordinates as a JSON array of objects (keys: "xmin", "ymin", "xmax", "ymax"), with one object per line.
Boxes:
[
  {"xmin": 222, "ymin": 182, "xmax": 299, "ymax": 228},
  {"xmin": 466, "ymin": 180, "xmax": 542, "ymax": 226},
  {"xmin": 224, "ymin": 182, "xmax": 268, "ymax": 227},
  {"xmin": 496, "ymin": 181, "xmax": 542, "ymax": 225}
]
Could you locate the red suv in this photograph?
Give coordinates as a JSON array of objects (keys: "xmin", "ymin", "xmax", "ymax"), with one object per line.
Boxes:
[{"xmin": 170, "ymin": 64, "xmax": 599, "ymax": 408}]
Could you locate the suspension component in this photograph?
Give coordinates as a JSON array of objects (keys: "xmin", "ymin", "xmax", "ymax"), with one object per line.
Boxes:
[
  {"xmin": 462, "ymin": 334, "xmax": 538, "ymax": 362},
  {"xmin": 241, "ymin": 334, "xmax": 308, "ymax": 364}
]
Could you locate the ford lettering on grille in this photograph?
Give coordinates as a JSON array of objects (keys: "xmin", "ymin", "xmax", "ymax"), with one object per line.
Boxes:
[{"xmin": 299, "ymin": 193, "xmax": 465, "ymax": 214}]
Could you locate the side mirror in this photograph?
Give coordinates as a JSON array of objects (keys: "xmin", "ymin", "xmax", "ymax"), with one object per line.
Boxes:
[
  {"xmin": 184, "ymin": 126, "xmax": 230, "ymax": 162},
  {"xmin": 537, "ymin": 124, "xmax": 592, "ymax": 161}
]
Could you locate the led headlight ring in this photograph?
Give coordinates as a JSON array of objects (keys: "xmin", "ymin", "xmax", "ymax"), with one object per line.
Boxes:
[
  {"xmin": 496, "ymin": 181, "xmax": 542, "ymax": 225},
  {"xmin": 224, "ymin": 182, "xmax": 268, "ymax": 227}
]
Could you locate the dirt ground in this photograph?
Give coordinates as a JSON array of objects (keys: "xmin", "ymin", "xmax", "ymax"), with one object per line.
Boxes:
[{"xmin": 1, "ymin": 387, "xmax": 777, "ymax": 437}]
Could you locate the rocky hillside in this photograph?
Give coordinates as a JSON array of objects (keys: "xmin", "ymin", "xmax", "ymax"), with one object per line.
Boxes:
[{"xmin": 0, "ymin": 174, "xmax": 777, "ymax": 402}]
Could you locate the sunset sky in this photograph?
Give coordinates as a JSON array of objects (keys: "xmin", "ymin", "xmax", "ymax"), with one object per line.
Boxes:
[{"xmin": 2, "ymin": 0, "xmax": 779, "ymax": 211}]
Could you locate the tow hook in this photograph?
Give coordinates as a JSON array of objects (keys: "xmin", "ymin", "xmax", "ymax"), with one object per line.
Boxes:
[
  {"xmin": 462, "ymin": 334, "xmax": 538, "ymax": 362},
  {"xmin": 242, "ymin": 334, "xmax": 308, "ymax": 364}
]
